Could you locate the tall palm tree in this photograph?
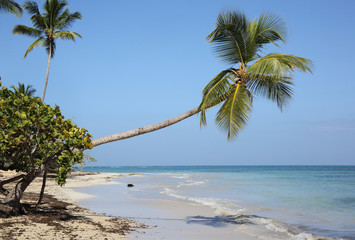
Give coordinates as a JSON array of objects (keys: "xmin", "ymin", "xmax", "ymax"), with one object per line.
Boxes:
[
  {"xmin": 13, "ymin": 0, "xmax": 82, "ymax": 102},
  {"xmin": 92, "ymin": 10, "xmax": 312, "ymax": 146},
  {"xmin": 12, "ymin": 0, "xmax": 81, "ymax": 208},
  {"xmin": 0, "ymin": 0, "xmax": 22, "ymax": 16},
  {"xmin": 10, "ymin": 82, "xmax": 36, "ymax": 96},
  {"xmin": 198, "ymin": 10, "xmax": 312, "ymax": 139}
]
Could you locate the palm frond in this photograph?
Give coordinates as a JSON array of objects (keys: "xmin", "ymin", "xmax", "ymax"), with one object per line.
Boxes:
[
  {"xmin": 24, "ymin": 37, "xmax": 44, "ymax": 58},
  {"xmin": 44, "ymin": 0, "xmax": 67, "ymax": 28},
  {"xmin": 207, "ymin": 10, "xmax": 250, "ymax": 65},
  {"xmin": 10, "ymin": 82, "xmax": 36, "ymax": 96},
  {"xmin": 207, "ymin": 10, "xmax": 248, "ymax": 42},
  {"xmin": 13, "ymin": 25, "xmax": 42, "ymax": 37},
  {"xmin": 248, "ymin": 54, "xmax": 312, "ymax": 78},
  {"xmin": 215, "ymin": 83, "xmax": 252, "ymax": 139},
  {"xmin": 57, "ymin": 11, "xmax": 82, "ymax": 30},
  {"xmin": 247, "ymin": 74, "xmax": 294, "ymax": 110},
  {"xmin": 199, "ymin": 70, "xmax": 233, "ymax": 125},
  {"xmin": 246, "ymin": 54, "xmax": 311, "ymax": 110},
  {"xmin": 30, "ymin": 12, "xmax": 48, "ymax": 30},
  {"xmin": 249, "ymin": 12, "xmax": 286, "ymax": 48},
  {"xmin": 25, "ymin": 86, "xmax": 36, "ymax": 96},
  {"xmin": 23, "ymin": 0, "xmax": 40, "ymax": 15},
  {"xmin": 54, "ymin": 30, "xmax": 82, "ymax": 42},
  {"xmin": 56, "ymin": 7, "xmax": 69, "ymax": 22},
  {"xmin": 0, "ymin": 0, "xmax": 22, "ymax": 16}
]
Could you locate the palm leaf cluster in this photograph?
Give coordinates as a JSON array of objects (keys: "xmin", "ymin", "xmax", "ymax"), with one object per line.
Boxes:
[
  {"xmin": 10, "ymin": 82, "xmax": 36, "ymax": 96},
  {"xmin": 199, "ymin": 10, "xmax": 312, "ymax": 139},
  {"xmin": 12, "ymin": 0, "xmax": 82, "ymax": 101},
  {"xmin": 13, "ymin": 0, "xmax": 82, "ymax": 58},
  {"xmin": 0, "ymin": 0, "xmax": 22, "ymax": 16}
]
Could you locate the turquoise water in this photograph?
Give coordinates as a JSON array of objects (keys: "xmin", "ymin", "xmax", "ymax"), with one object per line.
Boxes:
[{"xmin": 83, "ymin": 165, "xmax": 355, "ymax": 239}]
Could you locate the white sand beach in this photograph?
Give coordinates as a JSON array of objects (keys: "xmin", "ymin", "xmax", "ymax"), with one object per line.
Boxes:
[
  {"xmin": 0, "ymin": 171, "xmax": 143, "ymax": 240},
  {"xmin": 0, "ymin": 170, "xmax": 343, "ymax": 240}
]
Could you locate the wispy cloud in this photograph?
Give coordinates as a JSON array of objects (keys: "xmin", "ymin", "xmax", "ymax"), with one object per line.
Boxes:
[
  {"xmin": 313, "ymin": 126, "xmax": 355, "ymax": 132},
  {"xmin": 309, "ymin": 119, "xmax": 355, "ymax": 132}
]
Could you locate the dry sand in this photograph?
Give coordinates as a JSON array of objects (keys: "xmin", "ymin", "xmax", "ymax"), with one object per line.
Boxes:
[{"xmin": 0, "ymin": 170, "xmax": 146, "ymax": 240}]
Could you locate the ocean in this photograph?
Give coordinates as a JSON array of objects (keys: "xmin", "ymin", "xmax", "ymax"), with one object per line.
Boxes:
[{"xmin": 80, "ymin": 165, "xmax": 355, "ymax": 239}]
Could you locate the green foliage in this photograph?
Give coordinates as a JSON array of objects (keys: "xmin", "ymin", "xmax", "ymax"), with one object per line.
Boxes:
[
  {"xmin": 199, "ymin": 10, "xmax": 313, "ymax": 139},
  {"xmin": 11, "ymin": 82, "xmax": 36, "ymax": 97},
  {"xmin": 13, "ymin": 0, "xmax": 82, "ymax": 58},
  {"xmin": 0, "ymin": 81, "xmax": 92, "ymax": 186},
  {"xmin": 0, "ymin": 0, "xmax": 22, "ymax": 16},
  {"xmin": 215, "ymin": 84, "xmax": 252, "ymax": 139},
  {"xmin": 199, "ymin": 70, "xmax": 233, "ymax": 125}
]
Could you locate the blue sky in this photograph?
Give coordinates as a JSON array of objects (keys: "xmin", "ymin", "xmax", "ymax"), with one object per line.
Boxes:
[{"xmin": 1, "ymin": 0, "xmax": 354, "ymax": 166}]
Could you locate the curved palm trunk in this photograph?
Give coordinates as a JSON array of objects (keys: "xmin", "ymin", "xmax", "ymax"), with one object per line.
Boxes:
[
  {"xmin": 42, "ymin": 44, "xmax": 52, "ymax": 102},
  {"xmin": 0, "ymin": 107, "xmax": 200, "ymax": 215},
  {"xmin": 0, "ymin": 107, "xmax": 201, "ymax": 215},
  {"xmin": 92, "ymin": 107, "xmax": 200, "ymax": 147}
]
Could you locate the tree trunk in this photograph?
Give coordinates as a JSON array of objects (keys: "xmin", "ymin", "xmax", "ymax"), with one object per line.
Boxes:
[
  {"xmin": 92, "ymin": 107, "xmax": 200, "ymax": 147},
  {"xmin": 1, "ymin": 170, "xmax": 40, "ymax": 215},
  {"xmin": 0, "ymin": 159, "xmax": 54, "ymax": 215},
  {"xmin": 0, "ymin": 174, "xmax": 25, "ymax": 196},
  {"xmin": 42, "ymin": 43, "xmax": 52, "ymax": 102},
  {"xmin": 35, "ymin": 168, "xmax": 47, "ymax": 209}
]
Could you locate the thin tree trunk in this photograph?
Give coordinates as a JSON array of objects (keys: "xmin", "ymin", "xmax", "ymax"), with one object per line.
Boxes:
[
  {"xmin": 35, "ymin": 168, "xmax": 47, "ymax": 210},
  {"xmin": 2, "ymin": 168, "xmax": 43, "ymax": 214},
  {"xmin": 0, "ymin": 174, "xmax": 25, "ymax": 195},
  {"xmin": 92, "ymin": 107, "xmax": 200, "ymax": 147},
  {"xmin": 0, "ymin": 157, "xmax": 57, "ymax": 215},
  {"xmin": 42, "ymin": 44, "xmax": 52, "ymax": 102}
]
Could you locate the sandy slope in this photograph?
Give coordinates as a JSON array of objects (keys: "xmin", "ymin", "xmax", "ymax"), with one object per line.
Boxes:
[{"xmin": 0, "ymin": 170, "xmax": 145, "ymax": 240}]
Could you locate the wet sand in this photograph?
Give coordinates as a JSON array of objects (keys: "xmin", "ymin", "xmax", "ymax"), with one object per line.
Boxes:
[{"xmin": 76, "ymin": 174, "xmax": 339, "ymax": 240}]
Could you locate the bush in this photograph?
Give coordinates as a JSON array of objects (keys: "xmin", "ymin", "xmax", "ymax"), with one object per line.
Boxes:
[{"xmin": 0, "ymin": 81, "xmax": 92, "ymax": 186}]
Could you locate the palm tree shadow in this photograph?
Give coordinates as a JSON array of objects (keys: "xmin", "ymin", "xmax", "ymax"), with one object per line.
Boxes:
[{"xmin": 186, "ymin": 215, "xmax": 256, "ymax": 228}]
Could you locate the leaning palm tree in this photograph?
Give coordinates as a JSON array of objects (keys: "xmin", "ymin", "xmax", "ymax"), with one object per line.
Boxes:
[
  {"xmin": 13, "ymin": 0, "xmax": 82, "ymax": 102},
  {"xmin": 92, "ymin": 10, "xmax": 312, "ymax": 146},
  {"xmin": 0, "ymin": 0, "xmax": 22, "ymax": 16},
  {"xmin": 10, "ymin": 82, "xmax": 36, "ymax": 96},
  {"xmin": 198, "ymin": 10, "xmax": 312, "ymax": 139}
]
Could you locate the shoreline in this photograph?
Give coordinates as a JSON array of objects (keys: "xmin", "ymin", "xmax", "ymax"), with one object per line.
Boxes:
[
  {"xmin": 76, "ymin": 172, "xmax": 342, "ymax": 240},
  {"xmin": 0, "ymin": 170, "xmax": 146, "ymax": 240},
  {"xmin": 1, "ymin": 170, "xmax": 347, "ymax": 240},
  {"xmin": 44, "ymin": 171, "xmax": 138, "ymax": 203}
]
